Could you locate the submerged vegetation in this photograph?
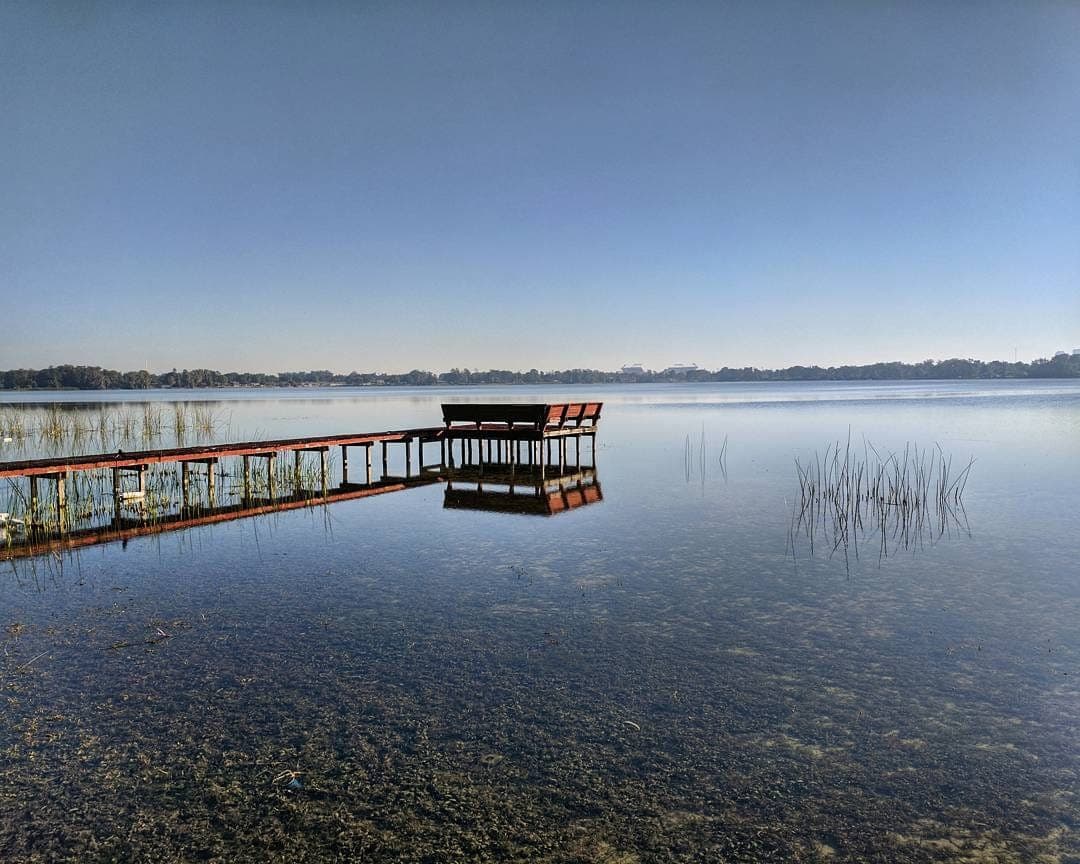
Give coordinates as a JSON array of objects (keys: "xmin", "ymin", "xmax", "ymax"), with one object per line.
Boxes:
[{"xmin": 789, "ymin": 435, "xmax": 974, "ymax": 562}]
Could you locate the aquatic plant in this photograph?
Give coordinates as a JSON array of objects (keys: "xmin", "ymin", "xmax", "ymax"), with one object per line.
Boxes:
[
  {"xmin": 789, "ymin": 432, "xmax": 974, "ymax": 563},
  {"xmin": 0, "ymin": 404, "xmax": 226, "ymax": 458},
  {"xmin": 684, "ymin": 427, "xmax": 727, "ymax": 483},
  {"xmin": 141, "ymin": 404, "xmax": 164, "ymax": 440},
  {"xmin": 192, "ymin": 403, "xmax": 219, "ymax": 437}
]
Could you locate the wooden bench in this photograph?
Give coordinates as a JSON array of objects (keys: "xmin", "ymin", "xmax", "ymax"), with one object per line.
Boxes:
[
  {"xmin": 441, "ymin": 403, "xmax": 602, "ymax": 432},
  {"xmin": 544, "ymin": 402, "xmax": 602, "ymax": 429}
]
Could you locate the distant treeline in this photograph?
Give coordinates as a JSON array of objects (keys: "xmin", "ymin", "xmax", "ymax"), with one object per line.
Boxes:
[{"xmin": 1, "ymin": 355, "xmax": 1078, "ymax": 390}]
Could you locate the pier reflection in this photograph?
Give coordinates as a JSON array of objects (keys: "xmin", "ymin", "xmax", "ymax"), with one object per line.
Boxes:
[
  {"xmin": 1, "ymin": 464, "xmax": 602, "ymax": 561},
  {"xmin": 0, "ymin": 478, "xmax": 438, "ymax": 561},
  {"xmin": 441, "ymin": 465, "xmax": 602, "ymax": 516}
]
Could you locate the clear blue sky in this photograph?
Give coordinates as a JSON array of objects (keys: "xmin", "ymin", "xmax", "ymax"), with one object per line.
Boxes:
[{"xmin": 3, "ymin": 1, "xmax": 1078, "ymax": 373}]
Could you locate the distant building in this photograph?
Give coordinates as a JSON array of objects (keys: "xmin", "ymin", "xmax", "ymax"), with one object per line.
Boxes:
[
  {"xmin": 662, "ymin": 362, "xmax": 700, "ymax": 375},
  {"xmin": 621, "ymin": 363, "xmax": 646, "ymax": 375},
  {"xmin": 1054, "ymin": 351, "xmax": 1068, "ymax": 358},
  {"xmin": 1073, "ymin": 348, "xmax": 1080, "ymax": 356}
]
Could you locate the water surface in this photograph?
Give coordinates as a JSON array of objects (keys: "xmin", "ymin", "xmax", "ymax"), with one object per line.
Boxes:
[{"xmin": 1, "ymin": 382, "xmax": 1077, "ymax": 862}]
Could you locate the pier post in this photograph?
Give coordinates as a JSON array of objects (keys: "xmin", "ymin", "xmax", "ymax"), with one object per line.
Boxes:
[
  {"xmin": 381, "ymin": 441, "xmax": 388, "ymax": 478},
  {"xmin": 112, "ymin": 467, "xmax": 122, "ymax": 524},
  {"xmin": 440, "ymin": 438, "xmax": 446, "ymax": 468},
  {"xmin": 243, "ymin": 455, "xmax": 252, "ymax": 499},
  {"xmin": 206, "ymin": 459, "xmax": 216, "ymax": 503},
  {"xmin": 138, "ymin": 465, "xmax": 147, "ymax": 494},
  {"xmin": 181, "ymin": 462, "xmax": 190, "ymax": 505},
  {"xmin": 365, "ymin": 443, "xmax": 373, "ymax": 484},
  {"xmin": 267, "ymin": 454, "xmax": 277, "ymax": 498},
  {"xmin": 341, "ymin": 445, "xmax": 349, "ymax": 484},
  {"xmin": 294, "ymin": 450, "xmax": 303, "ymax": 489},
  {"xmin": 405, "ymin": 438, "xmax": 412, "ymax": 477},
  {"xmin": 56, "ymin": 472, "xmax": 67, "ymax": 530},
  {"xmin": 320, "ymin": 448, "xmax": 328, "ymax": 492},
  {"xmin": 28, "ymin": 476, "xmax": 38, "ymax": 522}
]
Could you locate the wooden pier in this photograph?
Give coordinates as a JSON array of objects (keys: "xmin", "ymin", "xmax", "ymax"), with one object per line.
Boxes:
[
  {"xmin": 0, "ymin": 402, "xmax": 602, "ymax": 539},
  {"xmin": 441, "ymin": 402, "xmax": 600, "ymax": 477}
]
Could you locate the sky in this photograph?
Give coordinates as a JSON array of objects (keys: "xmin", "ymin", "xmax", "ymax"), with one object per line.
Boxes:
[{"xmin": 2, "ymin": 1, "xmax": 1078, "ymax": 373}]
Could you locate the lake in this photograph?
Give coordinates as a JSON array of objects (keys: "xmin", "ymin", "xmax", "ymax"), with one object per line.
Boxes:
[{"xmin": 1, "ymin": 381, "xmax": 1078, "ymax": 862}]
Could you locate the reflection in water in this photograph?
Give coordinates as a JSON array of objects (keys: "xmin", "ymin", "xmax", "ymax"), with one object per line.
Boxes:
[
  {"xmin": 0, "ymin": 479, "xmax": 435, "ymax": 561},
  {"xmin": 1, "ymin": 386, "xmax": 1077, "ymax": 862},
  {"xmin": 443, "ymin": 465, "xmax": 602, "ymax": 516},
  {"xmin": 1, "ymin": 464, "xmax": 603, "ymax": 561}
]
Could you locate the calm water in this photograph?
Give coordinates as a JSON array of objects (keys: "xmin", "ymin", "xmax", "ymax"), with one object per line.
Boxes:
[{"xmin": 1, "ymin": 382, "xmax": 1078, "ymax": 862}]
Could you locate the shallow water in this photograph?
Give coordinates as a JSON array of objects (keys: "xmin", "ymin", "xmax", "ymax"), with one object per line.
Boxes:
[{"xmin": 1, "ymin": 382, "xmax": 1078, "ymax": 862}]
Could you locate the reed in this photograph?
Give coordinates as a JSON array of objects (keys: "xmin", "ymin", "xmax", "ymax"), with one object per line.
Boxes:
[
  {"xmin": 1, "ymin": 404, "xmax": 229, "ymax": 454},
  {"xmin": 684, "ymin": 427, "xmax": 728, "ymax": 482},
  {"xmin": 141, "ymin": 404, "xmax": 163, "ymax": 440},
  {"xmin": 789, "ymin": 431, "xmax": 974, "ymax": 563},
  {"xmin": 39, "ymin": 407, "xmax": 67, "ymax": 443},
  {"xmin": 172, "ymin": 404, "xmax": 189, "ymax": 444},
  {"xmin": 192, "ymin": 404, "xmax": 218, "ymax": 438}
]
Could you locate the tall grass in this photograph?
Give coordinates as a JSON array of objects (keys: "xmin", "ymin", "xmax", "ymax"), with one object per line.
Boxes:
[{"xmin": 0, "ymin": 404, "xmax": 225, "ymax": 458}]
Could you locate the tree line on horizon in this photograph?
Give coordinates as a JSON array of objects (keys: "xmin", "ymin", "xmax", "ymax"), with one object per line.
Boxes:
[{"xmin": 1, "ymin": 355, "xmax": 1078, "ymax": 390}]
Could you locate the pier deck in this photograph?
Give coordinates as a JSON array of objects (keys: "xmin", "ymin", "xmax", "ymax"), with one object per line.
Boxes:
[{"xmin": 0, "ymin": 429, "xmax": 445, "ymax": 479}]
